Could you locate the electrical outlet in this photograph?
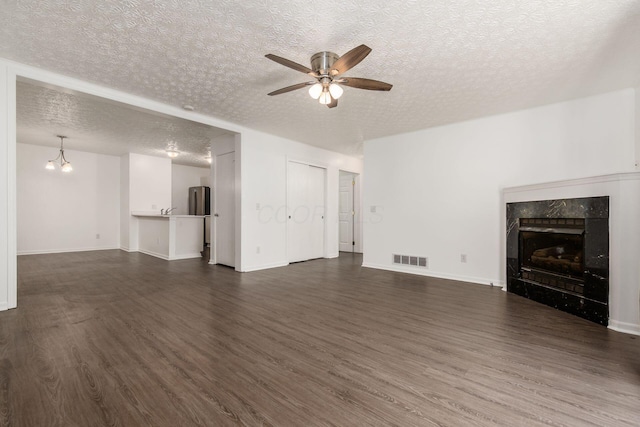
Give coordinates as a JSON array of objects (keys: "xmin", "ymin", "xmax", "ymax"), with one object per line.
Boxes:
[
  {"xmin": 96, "ymin": 234, "xmax": 100, "ymax": 239},
  {"xmin": 460, "ymin": 254, "xmax": 467, "ymax": 263}
]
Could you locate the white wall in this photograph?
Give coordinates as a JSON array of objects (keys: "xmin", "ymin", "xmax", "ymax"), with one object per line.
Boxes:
[
  {"xmin": 171, "ymin": 164, "xmax": 210, "ymax": 215},
  {"xmin": 635, "ymin": 85, "xmax": 640, "ymax": 170},
  {"xmin": 129, "ymin": 153, "xmax": 172, "ymax": 212},
  {"xmin": 240, "ymin": 129, "xmax": 362, "ymax": 272},
  {"xmin": 121, "ymin": 153, "xmax": 172, "ymax": 251},
  {"xmin": 363, "ymin": 89, "xmax": 637, "ymax": 285},
  {"xmin": 17, "ymin": 143, "xmax": 120, "ymax": 254},
  {"xmin": 120, "ymin": 153, "xmax": 130, "ymax": 250},
  {"xmin": 211, "ymin": 133, "xmax": 236, "ymax": 156}
]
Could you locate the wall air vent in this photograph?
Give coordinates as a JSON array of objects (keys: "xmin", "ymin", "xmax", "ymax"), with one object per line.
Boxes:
[{"xmin": 392, "ymin": 254, "xmax": 428, "ymax": 268}]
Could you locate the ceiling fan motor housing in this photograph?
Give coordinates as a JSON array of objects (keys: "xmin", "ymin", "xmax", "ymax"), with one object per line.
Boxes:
[{"xmin": 310, "ymin": 51, "xmax": 339, "ymax": 75}]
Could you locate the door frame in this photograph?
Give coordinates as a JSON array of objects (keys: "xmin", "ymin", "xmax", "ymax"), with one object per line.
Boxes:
[
  {"xmin": 339, "ymin": 169, "xmax": 362, "ymax": 253},
  {"xmin": 211, "ymin": 149, "xmax": 237, "ymax": 267}
]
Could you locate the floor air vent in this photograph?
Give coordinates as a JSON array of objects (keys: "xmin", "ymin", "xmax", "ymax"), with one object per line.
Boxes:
[{"xmin": 393, "ymin": 254, "xmax": 428, "ymax": 268}]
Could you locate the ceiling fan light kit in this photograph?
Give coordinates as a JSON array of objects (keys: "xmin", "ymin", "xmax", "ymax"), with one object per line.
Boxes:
[{"xmin": 266, "ymin": 44, "xmax": 392, "ymax": 108}]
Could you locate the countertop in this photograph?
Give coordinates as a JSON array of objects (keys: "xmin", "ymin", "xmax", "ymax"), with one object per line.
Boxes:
[{"xmin": 131, "ymin": 211, "xmax": 209, "ymax": 218}]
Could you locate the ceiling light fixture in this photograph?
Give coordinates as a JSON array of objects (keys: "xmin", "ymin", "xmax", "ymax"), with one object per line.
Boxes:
[
  {"xmin": 205, "ymin": 151, "xmax": 212, "ymax": 164},
  {"xmin": 308, "ymin": 83, "xmax": 323, "ymax": 99},
  {"xmin": 318, "ymin": 89, "xmax": 332, "ymax": 105},
  {"xmin": 166, "ymin": 142, "xmax": 180, "ymax": 158},
  {"xmin": 46, "ymin": 135, "xmax": 72, "ymax": 172},
  {"xmin": 329, "ymin": 83, "xmax": 343, "ymax": 100}
]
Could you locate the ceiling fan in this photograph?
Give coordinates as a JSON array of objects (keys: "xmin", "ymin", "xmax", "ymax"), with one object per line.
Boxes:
[{"xmin": 265, "ymin": 44, "xmax": 392, "ymax": 108}]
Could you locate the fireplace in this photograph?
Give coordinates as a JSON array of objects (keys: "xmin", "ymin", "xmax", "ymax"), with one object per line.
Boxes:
[
  {"xmin": 520, "ymin": 218, "xmax": 585, "ymax": 294},
  {"xmin": 507, "ymin": 197, "xmax": 609, "ymax": 325}
]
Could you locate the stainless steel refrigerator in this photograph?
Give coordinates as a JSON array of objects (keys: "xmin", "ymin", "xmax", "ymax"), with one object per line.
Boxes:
[{"xmin": 188, "ymin": 186, "xmax": 211, "ymax": 216}]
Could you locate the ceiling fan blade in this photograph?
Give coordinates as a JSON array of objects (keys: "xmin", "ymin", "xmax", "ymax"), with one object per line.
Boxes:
[
  {"xmin": 339, "ymin": 77, "xmax": 393, "ymax": 91},
  {"xmin": 327, "ymin": 98, "xmax": 338, "ymax": 108},
  {"xmin": 267, "ymin": 82, "xmax": 313, "ymax": 96},
  {"xmin": 265, "ymin": 54, "xmax": 318, "ymax": 77},
  {"xmin": 330, "ymin": 45, "xmax": 372, "ymax": 76}
]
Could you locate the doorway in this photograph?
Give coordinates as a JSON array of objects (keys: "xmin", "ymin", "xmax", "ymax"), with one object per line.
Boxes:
[{"xmin": 339, "ymin": 171, "xmax": 361, "ymax": 253}]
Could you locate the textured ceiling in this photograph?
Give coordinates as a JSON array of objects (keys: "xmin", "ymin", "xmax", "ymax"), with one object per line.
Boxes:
[
  {"xmin": 17, "ymin": 80, "xmax": 229, "ymax": 167},
  {"xmin": 2, "ymin": 1, "xmax": 640, "ymax": 156}
]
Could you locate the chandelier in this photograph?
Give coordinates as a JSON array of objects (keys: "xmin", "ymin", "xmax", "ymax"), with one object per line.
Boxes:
[{"xmin": 45, "ymin": 135, "xmax": 72, "ymax": 172}]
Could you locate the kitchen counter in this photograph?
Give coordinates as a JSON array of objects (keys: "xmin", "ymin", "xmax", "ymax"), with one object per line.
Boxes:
[
  {"xmin": 132, "ymin": 212, "xmax": 208, "ymax": 218},
  {"xmin": 132, "ymin": 213, "xmax": 207, "ymax": 260}
]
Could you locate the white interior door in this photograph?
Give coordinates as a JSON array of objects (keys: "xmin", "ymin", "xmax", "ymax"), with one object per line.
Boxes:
[
  {"xmin": 287, "ymin": 161, "xmax": 309, "ymax": 263},
  {"xmin": 214, "ymin": 152, "xmax": 235, "ymax": 267},
  {"xmin": 339, "ymin": 172, "xmax": 355, "ymax": 252},
  {"xmin": 308, "ymin": 166, "xmax": 325, "ymax": 259},
  {"xmin": 287, "ymin": 161, "xmax": 326, "ymax": 263}
]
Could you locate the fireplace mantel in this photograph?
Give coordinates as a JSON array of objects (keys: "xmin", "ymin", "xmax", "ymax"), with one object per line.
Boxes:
[{"xmin": 503, "ymin": 172, "xmax": 640, "ymax": 336}]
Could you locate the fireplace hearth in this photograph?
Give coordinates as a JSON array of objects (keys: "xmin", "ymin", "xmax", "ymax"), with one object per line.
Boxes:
[{"xmin": 507, "ymin": 197, "xmax": 609, "ymax": 325}]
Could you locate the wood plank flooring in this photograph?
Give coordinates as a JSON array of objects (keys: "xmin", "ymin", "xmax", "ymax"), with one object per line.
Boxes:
[{"xmin": 1, "ymin": 250, "xmax": 639, "ymax": 426}]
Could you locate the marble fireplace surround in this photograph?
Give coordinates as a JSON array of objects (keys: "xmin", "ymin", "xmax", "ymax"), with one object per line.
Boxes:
[
  {"xmin": 507, "ymin": 196, "xmax": 609, "ymax": 326},
  {"xmin": 503, "ymin": 172, "xmax": 640, "ymax": 336}
]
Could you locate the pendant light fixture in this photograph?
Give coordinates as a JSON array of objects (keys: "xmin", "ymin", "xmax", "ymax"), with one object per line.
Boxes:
[
  {"xmin": 45, "ymin": 135, "xmax": 72, "ymax": 172},
  {"xmin": 166, "ymin": 142, "xmax": 180, "ymax": 158}
]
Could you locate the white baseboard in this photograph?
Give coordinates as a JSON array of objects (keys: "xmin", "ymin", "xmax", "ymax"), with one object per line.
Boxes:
[
  {"xmin": 137, "ymin": 249, "xmax": 170, "ymax": 260},
  {"xmin": 137, "ymin": 249, "xmax": 203, "ymax": 261},
  {"xmin": 608, "ymin": 320, "xmax": 640, "ymax": 336},
  {"xmin": 327, "ymin": 252, "xmax": 339, "ymax": 259},
  {"xmin": 361, "ymin": 262, "xmax": 502, "ymax": 287},
  {"xmin": 0, "ymin": 302, "xmax": 8, "ymax": 312},
  {"xmin": 171, "ymin": 253, "xmax": 203, "ymax": 260},
  {"xmin": 18, "ymin": 246, "xmax": 120, "ymax": 256},
  {"xmin": 120, "ymin": 246, "xmax": 133, "ymax": 252},
  {"xmin": 240, "ymin": 261, "xmax": 289, "ymax": 272}
]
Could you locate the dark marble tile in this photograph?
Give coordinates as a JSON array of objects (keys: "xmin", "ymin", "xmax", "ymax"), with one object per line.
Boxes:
[
  {"xmin": 584, "ymin": 218, "xmax": 609, "ymax": 269},
  {"xmin": 584, "ymin": 269, "xmax": 609, "ymax": 302},
  {"xmin": 506, "ymin": 196, "xmax": 609, "ymax": 220},
  {"xmin": 509, "ymin": 279, "xmax": 608, "ymax": 326}
]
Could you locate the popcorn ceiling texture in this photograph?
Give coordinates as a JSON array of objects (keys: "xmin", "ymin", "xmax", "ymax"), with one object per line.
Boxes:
[
  {"xmin": 2, "ymin": 0, "xmax": 640, "ymax": 155},
  {"xmin": 16, "ymin": 82, "xmax": 228, "ymax": 167}
]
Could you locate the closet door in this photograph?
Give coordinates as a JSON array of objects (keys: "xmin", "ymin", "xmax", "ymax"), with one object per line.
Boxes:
[
  {"xmin": 287, "ymin": 161, "xmax": 326, "ymax": 263},
  {"xmin": 308, "ymin": 166, "xmax": 325, "ymax": 259},
  {"xmin": 287, "ymin": 161, "xmax": 309, "ymax": 263}
]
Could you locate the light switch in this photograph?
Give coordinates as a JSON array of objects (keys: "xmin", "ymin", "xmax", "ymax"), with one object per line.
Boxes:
[{"xmin": 370, "ymin": 206, "xmax": 377, "ymax": 213}]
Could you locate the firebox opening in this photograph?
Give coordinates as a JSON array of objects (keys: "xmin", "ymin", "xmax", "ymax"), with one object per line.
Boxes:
[
  {"xmin": 520, "ymin": 231, "xmax": 584, "ymax": 278},
  {"xmin": 518, "ymin": 218, "xmax": 586, "ymax": 295}
]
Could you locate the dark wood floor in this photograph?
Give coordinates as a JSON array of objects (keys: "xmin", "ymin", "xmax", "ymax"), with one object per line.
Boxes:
[{"xmin": 1, "ymin": 251, "xmax": 639, "ymax": 426}]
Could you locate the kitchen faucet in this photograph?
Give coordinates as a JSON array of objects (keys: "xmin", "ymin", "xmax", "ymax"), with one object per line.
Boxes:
[{"xmin": 165, "ymin": 207, "xmax": 177, "ymax": 215}]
